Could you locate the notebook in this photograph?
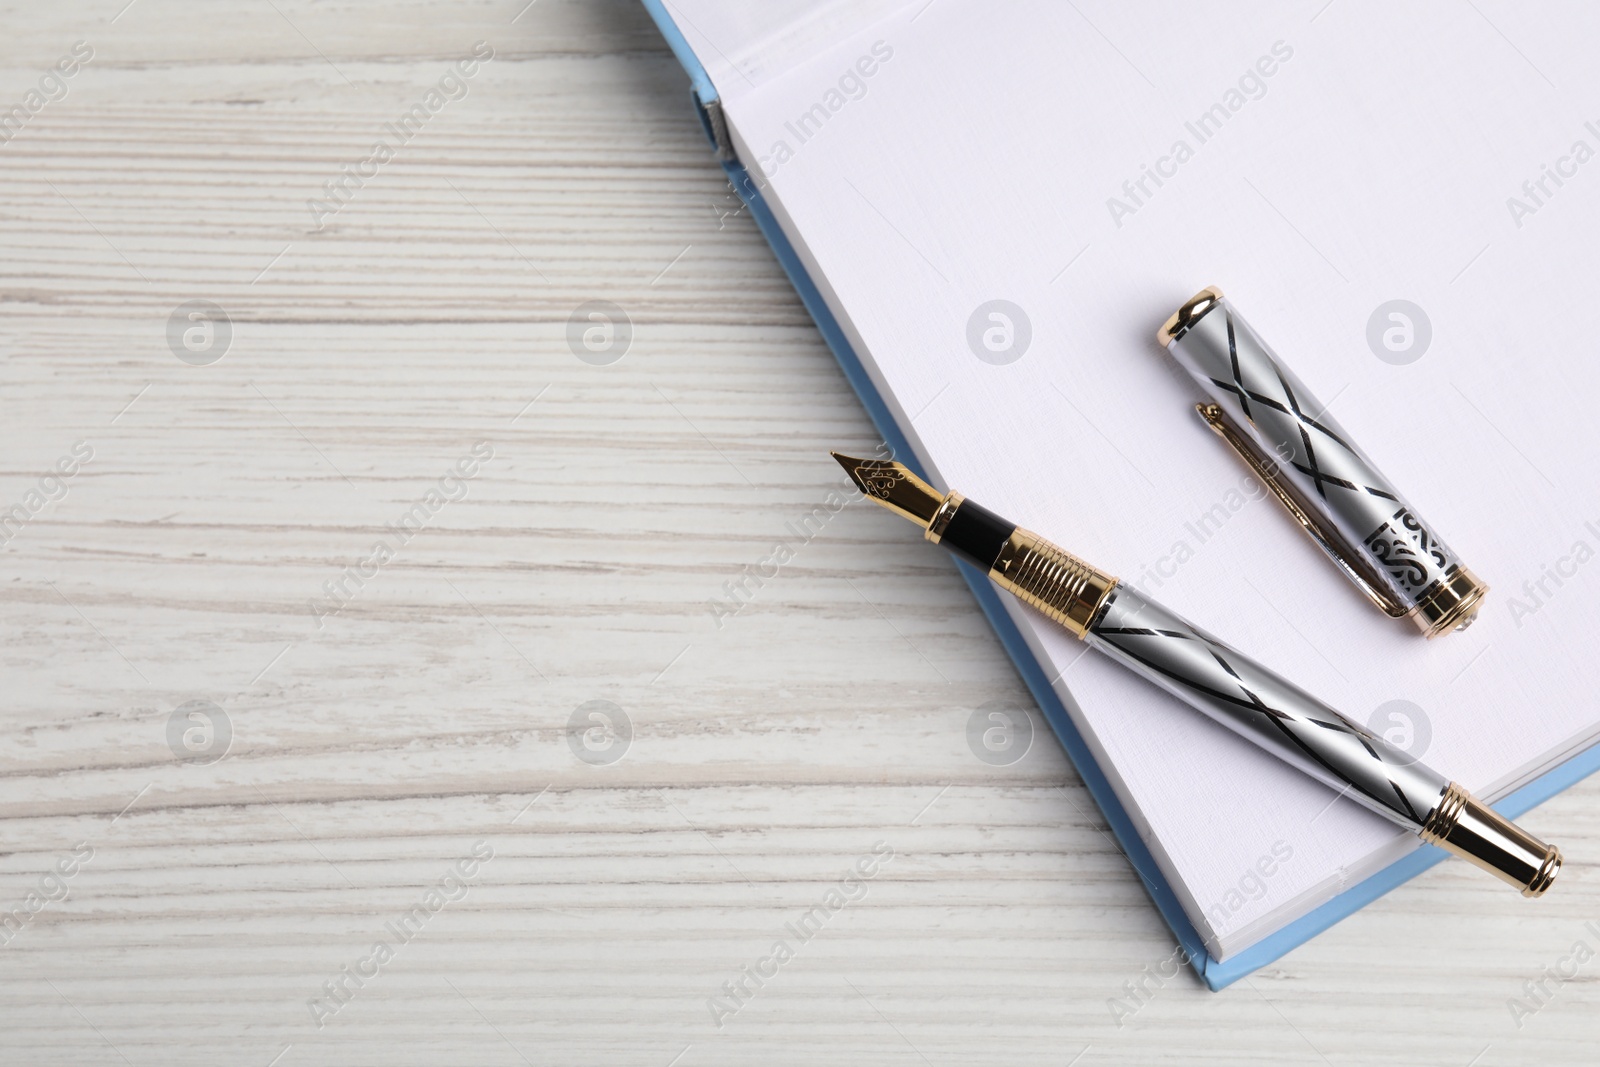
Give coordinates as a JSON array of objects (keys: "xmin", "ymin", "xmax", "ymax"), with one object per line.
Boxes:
[{"xmin": 642, "ymin": 0, "xmax": 1600, "ymax": 987}]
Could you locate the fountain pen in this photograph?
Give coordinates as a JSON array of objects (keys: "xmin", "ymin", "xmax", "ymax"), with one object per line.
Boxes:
[{"xmin": 832, "ymin": 452, "xmax": 1560, "ymax": 896}]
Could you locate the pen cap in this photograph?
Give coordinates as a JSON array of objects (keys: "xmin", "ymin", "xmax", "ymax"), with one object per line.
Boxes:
[{"xmin": 1158, "ymin": 287, "xmax": 1486, "ymax": 637}]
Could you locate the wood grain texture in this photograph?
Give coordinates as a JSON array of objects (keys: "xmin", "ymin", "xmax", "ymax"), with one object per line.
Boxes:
[{"xmin": 0, "ymin": 1, "xmax": 1595, "ymax": 1063}]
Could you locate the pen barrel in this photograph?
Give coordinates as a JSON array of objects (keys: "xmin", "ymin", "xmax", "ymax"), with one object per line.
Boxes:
[
  {"xmin": 1161, "ymin": 289, "xmax": 1485, "ymax": 636},
  {"xmin": 1083, "ymin": 583, "xmax": 1560, "ymax": 894},
  {"xmin": 1085, "ymin": 583, "xmax": 1449, "ymax": 831}
]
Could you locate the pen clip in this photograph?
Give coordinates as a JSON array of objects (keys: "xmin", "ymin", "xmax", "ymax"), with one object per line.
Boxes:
[{"xmin": 1194, "ymin": 403, "xmax": 1410, "ymax": 619}]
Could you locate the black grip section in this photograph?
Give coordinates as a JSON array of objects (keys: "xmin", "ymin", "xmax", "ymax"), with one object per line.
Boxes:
[{"xmin": 940, "ymin": 500, "xmax": 1016, "ymax": 572}]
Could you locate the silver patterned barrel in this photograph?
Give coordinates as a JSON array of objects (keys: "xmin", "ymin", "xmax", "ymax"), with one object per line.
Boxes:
[{"xmin": 1086, "ymin": 583, "xmax": 1449, "ymax": 829}]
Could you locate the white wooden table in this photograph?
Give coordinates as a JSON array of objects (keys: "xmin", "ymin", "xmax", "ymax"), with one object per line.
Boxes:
[{"xmin": 1, "ymin": 2, "xmax": 1595, "ymax": 1063}]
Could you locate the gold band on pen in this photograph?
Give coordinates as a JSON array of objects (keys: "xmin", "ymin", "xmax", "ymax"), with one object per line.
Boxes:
[{"xmin": 986, "ymin": 529, "xmax": 1117, "ymax": 639}]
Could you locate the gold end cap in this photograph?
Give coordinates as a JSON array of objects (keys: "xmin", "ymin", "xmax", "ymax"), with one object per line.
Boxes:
[
  {"xmin": 1158, "ymin": 285, "xmax": 1224, "ymax": 348},
  {"xmin": 1412, "ymin": 568, "xmax": 1489, "ymax": 638},
  {"xmin": 1420, "ymin": 782, "xmax": 1560, "ymax": 896},
  {"xmin": 831, "ymin": 452, "xmax": 946, "ymax": 528}
]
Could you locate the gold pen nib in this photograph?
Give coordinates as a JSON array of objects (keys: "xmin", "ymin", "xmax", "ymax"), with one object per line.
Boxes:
[{"xmin": 831, "ymin": 452, "xmax": 946, "ymax": 528}]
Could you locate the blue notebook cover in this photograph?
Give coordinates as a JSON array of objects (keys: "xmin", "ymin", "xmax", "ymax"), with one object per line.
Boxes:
[{"xmin": 640, "ymin": 0, "xmax": 1600, "ymax": 990}]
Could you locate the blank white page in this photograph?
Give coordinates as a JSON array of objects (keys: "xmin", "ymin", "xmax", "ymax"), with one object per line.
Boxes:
[{"xmin": 667, "ymin": 0, "xmax": 1600, "ymax": 957}]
